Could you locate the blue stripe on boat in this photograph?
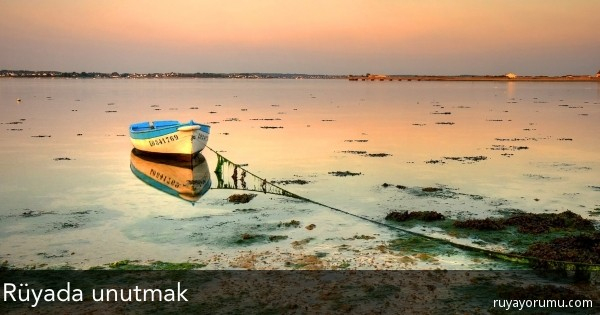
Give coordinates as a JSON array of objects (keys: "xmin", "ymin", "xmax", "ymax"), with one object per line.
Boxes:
[
  {"xmin": 199, "ymin": 124, "xmax": 210, "ymax": 133},
  {"xmin": 130, "ymin": 125, "xmax": 178, "ymax": 140},
  {"xmin": 129, "ymin": 120, "xmax": 210, "ymax": 140},
  {"xmin": 197, "ymin": 178, "xmax": 212, "ymax": 196}
]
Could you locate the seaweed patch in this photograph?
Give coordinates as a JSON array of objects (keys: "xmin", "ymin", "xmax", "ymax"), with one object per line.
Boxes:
[
  {"xmin": 227, "ymin": 193, "xmax": 257, "ymax": 204},
  {"xmin": 453, "ymin": 218, "xmax": 505, "ymax": 231},
  {"xmin": 443, "ymin": 156, "xmax": 487, "ymax": 163},
  {"xmin": 385, "ymin": 211, "xmax": 445, "ymax": 222},
  {"xmin": 271, "ymin": 179, "xmax": 310, "ymax": 185},
  {"xmin": 452, "ymin": 211, "xmax": 594, "ymax": 234},
  {"xmin": 521, "ymin": 232, "xmax": 600, "ymax": 264},
  {"xmin": 329, "ymin": 171, "xmax": 362, "ymax": 177}
]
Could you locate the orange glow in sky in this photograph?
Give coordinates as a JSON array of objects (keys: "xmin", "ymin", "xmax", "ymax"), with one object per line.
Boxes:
[{"xmin": 1, "ymin": 0, "xmax": 599, "ymax": 74}]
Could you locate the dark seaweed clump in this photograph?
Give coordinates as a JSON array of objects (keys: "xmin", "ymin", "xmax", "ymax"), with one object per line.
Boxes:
[
  {"xmin": 227, "ymin": 193, "xmax": 257, "ymax": 204},
  {"xmin": 505, "ymin": 211, "xmax": 594, "ymax": 234},
  {"xmin": 329, "ymin": 171, "xmax": 361, "ymax": 177},
  {"xmin": 272, "ymin": 179, "xmax": 310, "ymax": 185},
  {"xmin": 105, "ymin": 260, "xmax": 206, "ymax": 270},
  {"xmin": 421, "ymin": 187, "xmax": 442, "ymax": 192},
  {"xmin": 21, "ymin": 209, "xmax": 44, "ymax": 217},
  {"xmin": 386, "ymin": 211, "xmax": 445, "ymax": 222},
  {"xmin": 453, "ymin": 218, "xmax": 505, "ymax": 231},
  {"xmin": 443, "ymin": 156, "xmax": 487, "ymax": 162},
  {"xmin": 381, "ymin": 183, "xmax": 407, "ymax": 189},
  {"xmin": 278, "ymin": 220, "xmax": 300, "ymax": 228},
  {"xmin": 521, "ymin": 232, "xmax": 600, "ymax": 264},
  {"xmin": 365, "ymin": 153, "xmax": 391, "ymax": 157},
  {"xmin": 260, "ymin": 126, "xmax": 283, "ymax": 129},
  {"xmin": 53, "ymin": 157, "xmax": 73, "ymax": 161},
  {"xmin": 453, "ymin": 210, "xmax": 594, "ymax": 234}
]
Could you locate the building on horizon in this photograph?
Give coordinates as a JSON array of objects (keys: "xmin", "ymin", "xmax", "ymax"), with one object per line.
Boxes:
[{"xmin": 367, "ymin": 74, "xmax": 388, "ymax": 81}]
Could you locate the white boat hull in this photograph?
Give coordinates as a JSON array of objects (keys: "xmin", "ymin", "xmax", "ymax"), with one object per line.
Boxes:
[{"xmin": 130, "ymin": 127, "xmax": 209, "ymax": 155}]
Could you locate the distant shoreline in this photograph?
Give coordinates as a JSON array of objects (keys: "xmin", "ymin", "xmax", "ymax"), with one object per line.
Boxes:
[
  {"xmin": 1, "ymin": 70, "xmax": 599, "ymax": 82},
  {"xmin": 0, "ymin": 70, "xmax": 340, "ymax": 79},
  {"xmin": 348, "ymin": 75, "xmax": 600, "ymax": 82}
]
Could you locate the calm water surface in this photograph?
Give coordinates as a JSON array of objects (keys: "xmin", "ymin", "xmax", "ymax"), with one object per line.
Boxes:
[{"xmin": 1, "ymin": 78, "xmax": 599, "ymax": 269}]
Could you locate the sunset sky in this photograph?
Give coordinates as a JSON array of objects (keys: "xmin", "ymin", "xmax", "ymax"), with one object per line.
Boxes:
[{"xmin": 1, "ymin": 0, "xmax": 599, "ymax": 75}]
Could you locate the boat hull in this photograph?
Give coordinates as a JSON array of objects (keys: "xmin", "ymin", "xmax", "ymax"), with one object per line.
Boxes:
[{"xmin": 129, "ymin": 121, "xmax": 210, "ymax": 156}]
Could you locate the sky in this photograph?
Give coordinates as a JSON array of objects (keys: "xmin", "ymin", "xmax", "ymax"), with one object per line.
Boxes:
[{"xmin": 1, "ymin": 0, "xmax": 599, "ymax": 75}]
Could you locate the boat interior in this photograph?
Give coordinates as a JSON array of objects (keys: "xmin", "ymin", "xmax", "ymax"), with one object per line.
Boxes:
[{"xmin": 130, "ymin": 120, "xmax": 180, "ymax": 132}]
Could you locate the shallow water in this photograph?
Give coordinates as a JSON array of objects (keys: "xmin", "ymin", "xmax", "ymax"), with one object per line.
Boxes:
[{"xmin": 1, "ymin": 78, "xmax": 599, "ymax": 269}]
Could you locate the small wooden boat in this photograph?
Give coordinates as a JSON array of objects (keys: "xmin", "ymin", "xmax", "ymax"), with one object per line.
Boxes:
[
  {"xmin": 130, "ymin": 149, "xmax": 211, "ymax": 203},
  {"xmin": 129, "ymin": 120, "xmax": 210, "ymax": 156}
]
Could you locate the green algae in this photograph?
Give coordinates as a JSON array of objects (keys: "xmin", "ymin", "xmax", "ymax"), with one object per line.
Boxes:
[
  {"xmin": 337, "ymin": 260, "xmax": 351, "ymax": 269},
  {"xmin": 386, "ymin": 235, "xmax": 459, "ymax": 257},
  {"xmin": 268, "ymin": 235, "xmax": 289, "ymax": 242},
  {"xmin": 102, "ymin": 260, "xmax": 206, "ymax": 270},
  {"xmin": 385, "ymin": 211, "xmax": 599, "ymax": 259},
  {"xmin": 350, "ymin": 234, "xmax": 376, "ymax": 240},
  {"xmin": 234, "ymin": 233, "xmax": 270, "ymax": 245}
]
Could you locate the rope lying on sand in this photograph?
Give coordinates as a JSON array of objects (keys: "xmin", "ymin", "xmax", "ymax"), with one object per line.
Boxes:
[{"xmin": 206, "ymin": 146, "xmax": 600, "ymax": 271}]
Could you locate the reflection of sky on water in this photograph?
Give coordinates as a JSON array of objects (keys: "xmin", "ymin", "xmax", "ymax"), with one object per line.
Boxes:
[{"xmin": 0, "ymin": 79, "xmax": 599, "ymax": 269}]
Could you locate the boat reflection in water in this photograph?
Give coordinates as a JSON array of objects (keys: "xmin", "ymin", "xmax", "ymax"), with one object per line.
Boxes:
[{"xmin": 130, "ymin": 149, "xmax": 211, "ymax": 204}]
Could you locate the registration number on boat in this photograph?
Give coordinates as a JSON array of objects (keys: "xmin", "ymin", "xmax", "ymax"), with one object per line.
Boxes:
[
  {"xmin": 149, "ymin": 135, "xmax": 178, "ymax": 147},
  {"xmin": 192, "ymin": 134, "xmax": 208, "ymax": 141}
]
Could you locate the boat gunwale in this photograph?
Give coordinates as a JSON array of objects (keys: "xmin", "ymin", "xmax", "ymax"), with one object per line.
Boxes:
[{"xmin": 129, "ymin": 120, "xmax": 210, "ymax": 140}]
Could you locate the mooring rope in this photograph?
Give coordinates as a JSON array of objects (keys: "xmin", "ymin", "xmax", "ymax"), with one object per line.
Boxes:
[{"xmin": 206, "ymin": 146, "xmax": 600, "ymax": 271}]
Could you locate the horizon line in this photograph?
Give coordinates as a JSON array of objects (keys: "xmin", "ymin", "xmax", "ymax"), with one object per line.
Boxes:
[{"xmin": 2, "ymin": 69, "xmax": 600, "ymax": 78}]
